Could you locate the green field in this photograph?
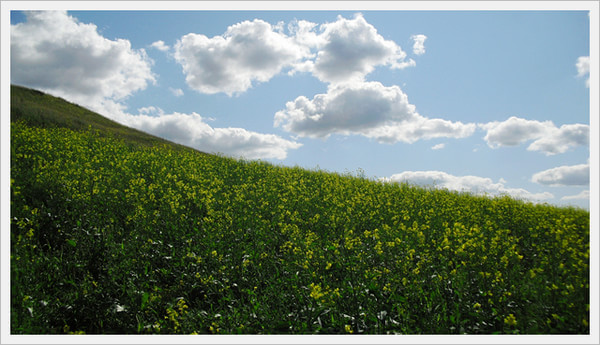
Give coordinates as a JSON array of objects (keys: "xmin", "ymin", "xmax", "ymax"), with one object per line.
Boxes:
[{"xmin": 10, "ymin": 86, "xmax": 589, "ymax": 334}]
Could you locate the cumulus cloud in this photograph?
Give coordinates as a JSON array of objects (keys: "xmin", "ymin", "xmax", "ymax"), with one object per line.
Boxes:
[
  {"xmin": 150, "ymin": 40, "xmax": 170, "ymax": 52},
  {"xmin": 382, "ymin": 171, "xmax": 554, "ymax": 201},
  {"xmin": 172, "ymin": 14, "xmax": 417, "ymax": 94},
  {"xmin": 531, "ymin": 163, "xmax": 589, "ymax": 186},
  {"xmin": 561, "ymin": 190, "xmax": 590, "ymax": 201},
  {"xmin": 274, "ymin": 81, "xmax": 475, "ymax": 143},
  {"xmin": 308, "ymin": 14, "xmax": 415, "ymax": 84},
  {"xmin": 137, "ymin": 106, "xmax": 163, "ymax": 116},
  {"xmin": 287, "ymin": 19, "xmax": 321, "ymax": 50},
  {"xmin": 11, "ymin": 11, "xmax": 155, "ymax": 109},
  {"xmin": 576, "ymin": 56, "xmax": 589, "ymax": 87},
  {"xmin": 431, "ymin": 143, "xmax": 445, "ymax": 150},
  {"xmin": 119, "ymin": 108, "xmax": 302, "ymax": 160},
  {"xmin": 526, "ymin": 123, "xmax": 589, "ymax": 154},
  {"xmin": 411, "ymin": 34, "xmax": 427, "ymax": 55},
  {"xmin": 173, "ymin": 19, "xmax": 310, "ymax": 95},
  {"xmin": 480, "ymin": 116, "xmax": 589, "ymax": 155},
  {"xmin": 481, "ymin": 116, "xmax": 551, "ymax": 147}
]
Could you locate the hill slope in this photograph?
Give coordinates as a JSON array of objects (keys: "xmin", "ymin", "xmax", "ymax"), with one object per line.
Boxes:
[
  {"xmin": 9, "ymin": 85, "xmax": 590, "ymax": 335},
  {"xmin": 10, "ymin": 84, "xmax": 201, "ymax": 152}
]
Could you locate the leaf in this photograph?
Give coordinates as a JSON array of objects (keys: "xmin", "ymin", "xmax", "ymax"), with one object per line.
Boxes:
[
  {"xmin": 66, "ymin": 239, "xmax": 77, "ymax": 247},
  {"xmin": 141, "ymin": 292, "xmax": 150, "ymax": 310}
]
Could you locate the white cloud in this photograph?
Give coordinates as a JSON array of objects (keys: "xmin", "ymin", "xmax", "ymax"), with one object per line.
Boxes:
[
  {"xmin": 382, "ymin": 171, "xmax": 554, "ymax": 201},
  {"xmin": 431, "ymin": 143, "xmax": 445, "ymax": 150},
  {"xmin": 137, "ymin": 106, "xmax": 163, "ymax": 116},
  {"xmin": 169, "ymin": 87, "xmax": 184, "ymax": 97},
  {"xmin": 150, "ymin": 40, "xmax": 170, "ymax": 52},
  {"xmin": 480, "ymin": 116, "xmax": 589, "ymax": 155},
  {"xmin": 173, "ymin": 19, "xmax": 310, "ymax": 96},
  {"xmin": 287, "ymin": 19, "xmax": 321, "ymax": 49},
  {"xmin": 370, "ymin": 117, "xmax": 476, "ymax": 144},
  {"xmin": 531, "ymin": 163, "xmax": 589, "ymax": 186},
  {"xmin": 576, "ymin": 56, "xmax": 589, "ymax": 87},
  {"xmin": 411, "ymin": 34, "xmax": 427, "ymax": 55},
  {"xmin": 11, "ymin": 11, "xmax": 155, "ymax": 109},
  {"xmin": 480, "ymin": 116, "xmax": 551, "ymax": 147},
  {"xmin": 274, "ymin": 81, "xmax": 475, "ymax": 143},
  {"xmin": 526, "ymin": 123, "xmax": 589, "ymax": 155},
  {"xmin": 561, "ymin": 190, "xmax": 590, "ymax": 201},
  {"xmin": 309, "ymin": 14, "xmax": 415, "ymax": 84},
  {"xmin": 119, "ymin": 108, "xmax": 302, "ymax": 160},
  {"xmin": 172, "ymin": 14, "xmax": 417, "ymax": 94}
]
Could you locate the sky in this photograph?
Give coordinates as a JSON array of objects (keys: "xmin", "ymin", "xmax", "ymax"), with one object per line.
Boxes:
[{"xmin": 4, "ymin": 3, "xmax": 596, "ymax": 210}]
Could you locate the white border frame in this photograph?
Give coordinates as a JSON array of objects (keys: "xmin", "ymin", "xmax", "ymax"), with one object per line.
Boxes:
[{"xmin": 2, "ymin": 1, "xmax": 598, "ymax": 344}]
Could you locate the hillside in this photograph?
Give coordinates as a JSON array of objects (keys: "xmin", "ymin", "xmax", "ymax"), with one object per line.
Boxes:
[
  {"xmin": 10, "ymin": 84, "xmax": 200, "ymax": 152},
  {"xmin": 10, "ymin": 85, "xmax": 590, "ymax": 335}
]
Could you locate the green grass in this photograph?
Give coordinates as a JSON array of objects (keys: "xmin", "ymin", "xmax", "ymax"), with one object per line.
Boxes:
[
  {"xmin": 10, "ymin": 86, "xmax": 590, "ymax": 335},
  {"xmin": 10, "ymin": 84, "xmax": 199, "ymax": 151}
]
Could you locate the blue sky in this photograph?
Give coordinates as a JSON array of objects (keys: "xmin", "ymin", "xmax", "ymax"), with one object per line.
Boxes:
[{"xmin": 5, "ymin": 4, "xmax": 595, "ymax": 209}]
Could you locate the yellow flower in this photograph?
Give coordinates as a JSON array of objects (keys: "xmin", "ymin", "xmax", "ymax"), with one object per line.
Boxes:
[
  {"xmin": 504, "ymin": 313, "xmax": 517, "ymax": 326},
  {"xmin": 177, "ymin": 298, "xmax": 189, "ymax": 314},
  {"xmin": 345, "ymin": 324, "xmax": 353, "ymax": 334},
  {"xmin": 309, "ymin": 283, "xmax": 325, "ymax": 300}
]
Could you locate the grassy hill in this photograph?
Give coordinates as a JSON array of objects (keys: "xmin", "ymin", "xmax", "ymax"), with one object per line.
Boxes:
[
  {"xmin": 10, "ymin": 84, "xmax": 200, "ymax": 151},
  {"xmin": 10, "ymin": 85, "xmax": 590, "ymax": 335}
]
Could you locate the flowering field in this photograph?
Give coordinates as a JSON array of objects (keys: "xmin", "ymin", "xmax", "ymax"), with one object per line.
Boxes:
[{"xmin": 10, "ymin": 121, "xmax": 589, "ymax": 334}]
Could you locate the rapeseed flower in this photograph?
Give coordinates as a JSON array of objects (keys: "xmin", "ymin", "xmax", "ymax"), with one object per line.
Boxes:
[
  {"xmin": 309, "ymin": 283, "xmax": 324, "ymax": 300},
  {"xmin": 10, "ymin": 121, "xmax": 591, "ymax": 334},
  {"xmin": 504, "ymin": 314, "xmax": 517, "ymax": 326}
]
